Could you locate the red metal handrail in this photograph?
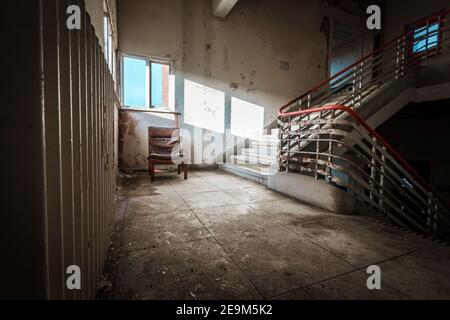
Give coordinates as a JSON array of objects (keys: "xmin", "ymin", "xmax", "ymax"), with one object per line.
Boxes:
[
  {"xmin": 278, "ymin": 8, "xmax": 450, "ymax": 115},
  {"xmin": 279, "ymin": 104, "xmax": 436, "ymax": 197}
]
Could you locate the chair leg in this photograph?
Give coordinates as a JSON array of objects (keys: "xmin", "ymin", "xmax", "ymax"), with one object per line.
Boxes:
[
  {"xmin": 148, "ymin": 161, "xmax": 152, "ymax": 176},
  {"xmin": 150, "ymin": 163, "xmax": 155, "ymax": 182},
  {"xmin": 183, "ymin": 163, "xmax": 188, "ymax": 180}
]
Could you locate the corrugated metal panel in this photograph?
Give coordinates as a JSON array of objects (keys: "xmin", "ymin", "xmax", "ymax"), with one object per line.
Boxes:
[{"xmin": 41, "ymin": 0, "xmax": 116, "ymax": 299}]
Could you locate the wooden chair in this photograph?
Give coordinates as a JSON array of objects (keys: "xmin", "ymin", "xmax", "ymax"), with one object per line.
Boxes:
[{"xmin": 147, "ymin": 126, "xmax": 188, "ymax": 181}]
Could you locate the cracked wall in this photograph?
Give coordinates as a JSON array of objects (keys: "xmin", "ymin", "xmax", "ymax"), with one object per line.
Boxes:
[{"xmin": 118, "ymin": 0, "xmax": 330, "ymax": 169}]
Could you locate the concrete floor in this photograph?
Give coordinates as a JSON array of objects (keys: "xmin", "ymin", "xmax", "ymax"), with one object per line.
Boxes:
[{"xmin": 101, "ymin": 170, "xmax": 450, "ymax": 300}]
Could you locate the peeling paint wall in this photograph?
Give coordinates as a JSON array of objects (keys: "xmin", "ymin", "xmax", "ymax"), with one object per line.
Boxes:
[
  {"xmin": 117, "ymin": 0, "xmax": 334, "ymax": 169},
  {"xmin": 119, "ymin": 111, "xmax": 177, "ymax": 170}
]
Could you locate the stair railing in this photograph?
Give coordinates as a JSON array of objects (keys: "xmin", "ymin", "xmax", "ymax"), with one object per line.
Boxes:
[
  {"xmin": 279, "ymin": 105, "xmax": 450, "ymax": 240},
  {"xmin": 277, "ymin": 10, "xmax": 450, "ymax": 239},
  {"xmin": 279, "ymin": 9, "xmax": 450, "ymax": 119}
]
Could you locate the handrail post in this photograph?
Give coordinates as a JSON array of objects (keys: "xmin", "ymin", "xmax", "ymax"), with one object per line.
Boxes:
[
  {"xmin": 358, "ymin": 61, "xmax": 363, "ymax": 107},
  {"xmin": 425, "ymin": 20, "xmax": 430, "ymax": 59},
  {"xmin": 327, "ymin": 109, "xmax": 335, "ymax": 183},
  {"xmin": 369, "ymin": 137, "xmax": 377, "ymax": 201},
  {"xmin": 427, "ymin": 193, "xmax": 432, "ymax": 233},
  {"xmin": 286, "ymin": 116, "xmax": 291, "ymax": 173},
  {"xmin": 379, "ymin": 146, "xmax": 386, "ymax": 210},
  {"xmin": 352, "ymin": 65, "xmax": 357, "ymax": 108},
  {"xmin": 396, "ymin": 38, "xmax": 401, "ymax": 79},
  {"xmin": 400, "ymin": 36, "xmax": 406, "ymax": 76},
  {"xmin": 314, "ymin": 111, "xmax": 321, "ymax": 180},
  {"xmin": 427, "ymin": 193, "xmax": 439, "ymax": 236},
  {"xmin": 277, "ymin": 122, "xmax": 282, "ymax": 172}
]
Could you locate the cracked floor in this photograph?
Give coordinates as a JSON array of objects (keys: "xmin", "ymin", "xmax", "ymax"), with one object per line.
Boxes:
[{"xmin": 101, "ymin": 170, "xmax": 450, "ymax": 300}]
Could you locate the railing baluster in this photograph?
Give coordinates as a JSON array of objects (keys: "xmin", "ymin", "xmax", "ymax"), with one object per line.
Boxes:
[
  {"xmin": 315, "ymin": 111, "xmax": 321, "ymax": 180},
  {"xmin": 286, "ymin": 116, "xmax": 291, "ymax": 173},
  {"xmin": 352, "ymin": 65, "xmax": 357, "ymax": 108},
  {"xmin": 370, "ymin": 137, "xmax": 377, "ymax": 201},
  {"xmin": 379, "ymin": 147, "xmax": 386, "ymax": 210},
  {"xmin": 427, "ymin": 194, "xmax": 432, "ymax": 232},
  {"xmin": 358, "ymin": 62, "xmax": 363, "ymax": 107},
  {"xmin": 276, "ymin": 10, "xmax": 450, "ymax": 241}
]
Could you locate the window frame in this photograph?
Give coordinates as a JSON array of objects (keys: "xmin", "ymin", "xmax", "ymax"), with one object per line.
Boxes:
[
  {"xmin": 120, "ymin": 52, "xmax": 174, "ymax": 110},
  {"xmin": 103, "ymin": 1, "xmax": 117, "ymax": 79},
  {"xmin": 406, "ymin": 11, "xmax": 445, "ymax": 56},
  {"xmin": 411, "ymin": 22, "xmax": 440, "ymax": 54}
]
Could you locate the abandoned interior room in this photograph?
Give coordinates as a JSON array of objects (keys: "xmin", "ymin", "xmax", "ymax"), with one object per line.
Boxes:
[{"xmin": 3, "ymin": 0, "xmax": 450, "ymax": 302}]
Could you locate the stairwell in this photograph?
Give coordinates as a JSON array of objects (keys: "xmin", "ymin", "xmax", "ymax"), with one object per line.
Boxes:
[
  {"xmin": 226, "ymin": 9, "xmax": 450, "ymax": 241},
  {"xmin": 223, "ymin": 130, "xmax": 279, "ymax": 185}
]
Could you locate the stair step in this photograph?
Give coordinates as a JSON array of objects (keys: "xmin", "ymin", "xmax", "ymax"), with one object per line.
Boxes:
[
  {"xmin": 256, "ymin": 135, "xmax": 278, "ymax": 141},
  {"xmin": 231, "ymin": 154, "xmax": 276, "ymax": 166},
  {"xmin": 242, "ymin": 148, "xmax": 277, "ymax": 159},
  {"xmin": 221, "ymin": 163, "xmax": 277, "ymax": 183},
  {"xmin": 252, "ymin": 140, "xmax": 278, "ymax": 148}
]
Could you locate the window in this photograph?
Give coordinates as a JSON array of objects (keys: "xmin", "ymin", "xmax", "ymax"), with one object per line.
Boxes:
[
  {"xmin": 151, "ymin": 62, "xmax": 173, "ymax": 109},
  {"xmin": 123, "ymin": 56, "xmax": 149, "ymax": 108},
  {"xmin": 412, "ymin": 23, "xmax": 439, "ymax": 53},
  {"xmin": 121, "ymin": 55, "xmax": 174, "ymax": 109},
  {"xmin": 103, "ymin": 1, "xmax": 116, "ymax": 80}
]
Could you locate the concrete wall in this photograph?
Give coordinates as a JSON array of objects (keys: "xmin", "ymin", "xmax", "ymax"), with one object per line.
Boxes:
[
  {"xmin": 327, "ymin": 1, "xmax": 377, "ymax": 77},
  {"xmin": 117, "ymin": 0, "xmax": 336, "ymax": 169},
  {"xmin": 268, "ymin": 172, "xmax": 357, "ymax": 215},
  {"xmin": 119, "ymin": 110, "xmax": 178, "ymax": 169},
  {"xmin": 384, "ymin": 0, "xmax": 449, "ymax": 42}
]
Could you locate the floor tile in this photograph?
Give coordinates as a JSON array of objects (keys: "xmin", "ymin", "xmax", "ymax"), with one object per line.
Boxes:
[
  {"xmin": 226, "ymin": 186, "xmax": 286, "ymax": 204},
  {"xmin": 287, "ymin": 217, "xmax": 432, "ymax": 267},
  {"xmin": 127, "ymin": 194, "xmax": 190, "ymax": 216},
  {"xmin": 105, "ymin": 170, "xmax": 450, "ymax": 300},
  {"xmin": 171, "ymin": 178, "xmax": 220, "ymax": 195},
  {"xmin": 200, "ymin": 175, "xmax": 257, "ymax": 191},
  {"xmin": 122, "ymin": 210, "xmax": 211, "ymax": 251},
  {"xmin": 221, "ymin": 226, "xmax": 354, "ymax": 298},
  {"xmin": 115, "ymin": 238, "xmax": 261, "ymax": 300},
  {"xmin": 274, "ymin": 270, "xmax": 407, "ymax": 300},
  {"xmin": 249, "ymin": 199, "xmax": 332, "ymax": 225},
  {"xmin": 180, "ymin": 191, "xmax": 242, "ymax": 209},
  {"xmin": 378, "ymin": 244, "xmax": 450, "ymax": 299},
  {"xmin": 194, "ymin": 204, "xmax": 279, "ymax": 237}
]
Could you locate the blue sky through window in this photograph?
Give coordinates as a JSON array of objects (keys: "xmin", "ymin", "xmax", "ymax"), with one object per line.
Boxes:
[
  {"xmin": 151, "ymin": 63, "xmax": 163, "ymax": 107},
  {"xmin": 123, "ymin": 56, "xmax": 148, "ymax": 108},
  {"xmin": 413, "ymin": 23, "xmax": 439, "ymax": 53}
]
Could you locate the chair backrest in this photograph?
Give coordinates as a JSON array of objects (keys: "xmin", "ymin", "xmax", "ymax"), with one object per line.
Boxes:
[
  {"xmin": 148, "ymin": 126, "xmax": 180, "ymax": 139},
  {"xmin": 148, "ymin": 126, "xmax": 181, "ymax": 155}
]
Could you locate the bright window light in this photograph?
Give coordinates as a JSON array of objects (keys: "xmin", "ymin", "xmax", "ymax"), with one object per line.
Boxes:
[
  {"xmin": 413, "ymin": 23, "xmax": 439, "ymax": 53},
  {"xmin": 123, "ymin": 56, "xmax": 149, "ymax": 108},
  {"xmin": 151, "ymin": 62, "xmax": 171, "ymax": 108},
  {"xmin": 184, "ymin": 79, "xmax": 225, "ymax": 133},
  {"xmin": 231, "ymin": 97, "xmax": 264, "ymax": 139}
]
